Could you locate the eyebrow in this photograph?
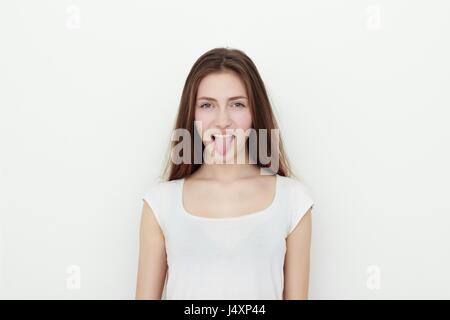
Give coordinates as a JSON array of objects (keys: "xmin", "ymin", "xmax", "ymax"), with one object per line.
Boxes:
[{"xmin": 196, "ymin": 96, "xmax": 248, "ymax": 102}]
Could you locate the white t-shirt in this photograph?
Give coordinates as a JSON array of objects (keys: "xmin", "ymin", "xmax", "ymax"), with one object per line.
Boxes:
[{"xmin": 141, "ymin": 173, "xmax": 315, "ymax": 300}]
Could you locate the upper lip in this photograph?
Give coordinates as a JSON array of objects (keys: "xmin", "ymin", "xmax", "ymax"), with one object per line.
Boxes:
[{"xmin": 210, "ymin": 132, "xmax": 235, "ymax": 140}]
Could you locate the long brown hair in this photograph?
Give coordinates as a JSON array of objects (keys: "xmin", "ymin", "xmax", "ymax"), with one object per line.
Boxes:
[{"xmin": 161, "ymin": 47, "xmax": 296, "ymax": 181}]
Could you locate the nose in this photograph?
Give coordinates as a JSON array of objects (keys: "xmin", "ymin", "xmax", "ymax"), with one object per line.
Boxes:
[{"xmin": 214, "ymin": 106, "xmax": 232, "ymax": 131}]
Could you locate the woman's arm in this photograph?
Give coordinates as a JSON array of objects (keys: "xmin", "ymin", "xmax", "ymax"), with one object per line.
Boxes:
[
  {"xmin": 135, "ymin": 201, "xmax": 168, "ymax": 299},
  {"xmin": 283, "ymin": 208, "xmax": 313, "ymax": 300}
]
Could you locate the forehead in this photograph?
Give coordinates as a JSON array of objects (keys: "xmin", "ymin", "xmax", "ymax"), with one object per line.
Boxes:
[{"xmin": 197, "ymin": 70, "xmax": 247, "ymax": 99}]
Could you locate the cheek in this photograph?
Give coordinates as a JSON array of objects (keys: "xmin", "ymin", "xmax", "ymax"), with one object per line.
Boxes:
[
  {"xmin": 194, "ymin": 110, "xmax": 215, "ymax": 139},
  {"xmin": 231, "ymin": 109, "xmax": 252, "ymax": 129},
  {"xmin": 195, "ymin": 109, "xmax": 216, "ymax": 124}
]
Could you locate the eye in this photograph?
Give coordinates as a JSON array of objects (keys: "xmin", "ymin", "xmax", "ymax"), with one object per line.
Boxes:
[
  {"xmin": 199, "ymin": 103, "xmax": 212, "ymax": 109},
  {"xmin": 233, "ymin": 102, "xmax": 245, "ymax": 108}
]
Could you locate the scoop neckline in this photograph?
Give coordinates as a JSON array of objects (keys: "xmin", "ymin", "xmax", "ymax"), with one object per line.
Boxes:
[{"xmin": 178, "ymin": 173, "xmax": 280, "ymax": 221}]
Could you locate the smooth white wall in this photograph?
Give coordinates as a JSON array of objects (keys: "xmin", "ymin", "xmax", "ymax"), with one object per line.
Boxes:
[{"xmin": 1, "ymin": 0, "xmax": 449, "ymax": 299}]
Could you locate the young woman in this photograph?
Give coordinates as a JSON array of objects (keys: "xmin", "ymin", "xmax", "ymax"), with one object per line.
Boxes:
[{"xmin": 136, "ymin": 47, "xmax": 315, "ymax": 300}]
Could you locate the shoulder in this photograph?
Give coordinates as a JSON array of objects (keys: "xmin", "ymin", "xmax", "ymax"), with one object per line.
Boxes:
[
  {"xmin": 141, "ymin": 178, "xmax": 182, "ymax": 234},
  {"xmin": 278, "ymin": 175, "xmax": 315, "ymax": 236},
  {"xmin": 142, "ymin": 178, "xmax": 181, "ymax": 212},
  {"xmin": 143, "ymin": 178, "xmax": 180, "ymax": 197},
  {"xmin": 278, "ymin": 175, "xmax": 314, "ymax": 200}
]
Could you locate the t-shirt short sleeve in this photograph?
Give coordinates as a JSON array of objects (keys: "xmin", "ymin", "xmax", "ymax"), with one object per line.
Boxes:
[
  {"xmin": 142, "ymin": 183, "xmax": 166, "ymax": 235},
  {"xmin": 287, "ymin": 179, "xmax": 315, "ymax": 236}
]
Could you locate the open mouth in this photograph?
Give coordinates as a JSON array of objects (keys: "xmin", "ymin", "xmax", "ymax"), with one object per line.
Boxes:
[
  {"xmin": 211, "ymin": 133, "xmax": 234, "ymax": 140},
  {"xmin": 210, "ymin": 134, "xmax": 235, "ymax": 156}
]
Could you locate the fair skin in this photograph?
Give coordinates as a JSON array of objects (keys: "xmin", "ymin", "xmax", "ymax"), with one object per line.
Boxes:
[{"xmin": 136, "ymin": 70, "xmax": 312, "ymax": 299}]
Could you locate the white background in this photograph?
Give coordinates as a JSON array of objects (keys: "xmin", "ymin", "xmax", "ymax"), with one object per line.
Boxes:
[{"xmin": 1, "ymin": 0, "xmax": 449, "ymax": 299}]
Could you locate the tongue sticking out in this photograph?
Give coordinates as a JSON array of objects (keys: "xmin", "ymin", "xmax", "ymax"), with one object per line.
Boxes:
[{"xmin": 213, "ymin": 135, "xmax": 234, "ymax": 156}]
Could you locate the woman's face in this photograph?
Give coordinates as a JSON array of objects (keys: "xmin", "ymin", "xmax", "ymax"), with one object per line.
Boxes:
[{"xmin": 194, "ymin": 70, "xmax": 253, "ymax": 164}]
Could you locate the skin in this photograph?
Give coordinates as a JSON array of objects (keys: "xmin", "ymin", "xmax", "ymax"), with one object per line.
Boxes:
[{"xmin": 136, "ymin": 70, "xmax": 312, "ymax": 299}]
